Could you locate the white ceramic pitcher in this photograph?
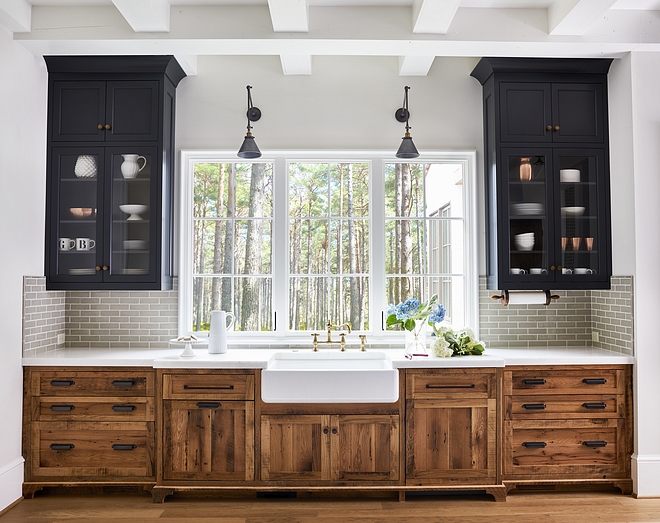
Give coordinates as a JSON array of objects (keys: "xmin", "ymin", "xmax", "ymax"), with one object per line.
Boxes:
[
  {"xmin": 120, "ymin": 154, "xmax": 147, "ymax": 179},
  {"xmin": 208, "ymin": 310, "xmax": 235, "ymax": 354}
]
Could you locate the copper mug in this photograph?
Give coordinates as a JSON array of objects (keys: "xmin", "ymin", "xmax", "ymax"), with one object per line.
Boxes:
[
  {"xmin": 561, "ymin": 237, "xmax": 568, "ymax": 250},
  {"xmin": 571, "ymin": 237, "xmax": 581, "ymax": 250},
  {"xmin": 585, "ymin": 237, "xmax": 594, "ymax": 251}
]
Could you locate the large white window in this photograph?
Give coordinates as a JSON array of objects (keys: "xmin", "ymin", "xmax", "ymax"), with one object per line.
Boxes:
[{"xmin": 179, "ymin": 152, "xmax": 478, "ymax": 344}]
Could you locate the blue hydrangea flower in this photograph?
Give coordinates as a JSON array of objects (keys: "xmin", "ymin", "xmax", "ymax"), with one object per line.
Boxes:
[{"xmin": 428, "ymin": 303, "xmax": 446, "ymax": 324}]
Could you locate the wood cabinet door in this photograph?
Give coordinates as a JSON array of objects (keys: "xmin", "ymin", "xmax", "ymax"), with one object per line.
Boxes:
[
  {"xmin": 406, "ymin": 398, "xmax": 497, "ymax": 485},
  {"xmin": 163, "ymin": 400, "xmax": 254, "ymax": 482},
  {"xmin": 261, "ymin": 415, "xmax": 330, "ymax": 481},
  {"xmin": 51, "ymin": 81, "xmax": 106, "ymax": 142},
  {"xmin": 332, "ymin": 415, "xmax": 399, "ymax": 482}
]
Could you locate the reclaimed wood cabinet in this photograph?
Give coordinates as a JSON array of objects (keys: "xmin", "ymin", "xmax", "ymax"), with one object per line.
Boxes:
[
  {"xmin": 22, "ymin": 367, "xmax": 156, "ymax": 497},
  {"xmin": 44, "ymin": 56, "xmax": 186, "ymax": 290},
  {"xmin": 471, "ymin": 58, "xmax": 613, "ymax": 291},
  {"xmin": 160, "ymin": 370, "xmax": 255, "ymax": 483},
  {"xmin": 502, "ymin": 365, "xmax": 633, "ymax": 494},
  {"xmin": 405, "ymin": 369, "xmax": 499, "ymax": 488}
]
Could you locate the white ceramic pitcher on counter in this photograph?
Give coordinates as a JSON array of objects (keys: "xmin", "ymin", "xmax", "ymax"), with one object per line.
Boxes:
[{"xmin": 208, "ymin": 310, "xmax": 235, "ymax": 354}]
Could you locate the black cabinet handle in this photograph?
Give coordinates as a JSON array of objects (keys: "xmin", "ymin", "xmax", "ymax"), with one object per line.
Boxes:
[
  {"xmin": 50, "ymin": 443, "xmax": 74, "ymax": 451},
  {"xmin": 522, "ymin": 379, "xmax": 546, "ymax": 386},
  {"xmin": 522, "ymin": 441, "xmax": 547, "ymax": 448},
  {"xmin": 112, "ymin": 444, "xmax": 137, "ymax": 451},
  {"xmin": 522, "ymin": 403, "xmax": 547, "ymax": 410},
  {"xmin": 112, "ymin": 405, "xmax": 137, "ymax": 412},
  {"xmin": 426, "ymin": 384, "xmax": 476, "ymax": 389},
  {"xmin": 184, "ymin": 385, "xmax": 234, "ymax": 390},
  {"xmin": 583, "ymin": 440, "xmax": 607, "ymax": 448},
  {"xmin": 196, "ymin": 401, "xmax": 221, "ymax": 409},
  {"xmin": 50, "ymin": 380, "xmax": 74, "ymax": 387},
  {"xmin": 332, "ymin": 428, "xmax": 338, "ymax": 435},
  {"xmin": 112, "ymin": 379, "xmax": 136, "ymax": 387},
  {"xmin": 582, "ymin": 402, "xmax": 607, "ymax": 409},
  {"xmin": 583, "ymin": 378, "xmax": 607, "ymax": 385},
  {"xmin": 50, "ymin": 405, "xmax": 75, "ymax": 412},
  {"xmin": 323, "ymin": 428, "xmax": 329, "ymax": 434}
]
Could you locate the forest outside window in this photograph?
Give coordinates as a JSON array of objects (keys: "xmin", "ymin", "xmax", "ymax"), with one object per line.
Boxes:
[{"xmin": 179, "ymin": 152, "xmax": 478, "ymax": 341}]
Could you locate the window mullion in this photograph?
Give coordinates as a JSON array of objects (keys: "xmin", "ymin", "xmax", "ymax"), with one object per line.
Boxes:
[
  {"xmin": 370, "ymin": 159, "xmax": 386, "ymax": 333},
  {"xmin": 272, "ymin": 157, "xmax": 289, "ymax": 337}
]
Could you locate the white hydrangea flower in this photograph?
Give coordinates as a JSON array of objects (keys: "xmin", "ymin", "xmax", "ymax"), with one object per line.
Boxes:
[{"xmin": 432, "ymin": 337, "xmax": 453, "ymax": 358}]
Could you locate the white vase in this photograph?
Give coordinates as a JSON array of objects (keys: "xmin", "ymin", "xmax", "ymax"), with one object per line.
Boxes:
[
  {"xmin": 405, "ymin": 319, "xmax": 427, "ymax": 355},
  {"xmin": 74, "ymin": 155, "xmax": 97, "ymax": 178}
]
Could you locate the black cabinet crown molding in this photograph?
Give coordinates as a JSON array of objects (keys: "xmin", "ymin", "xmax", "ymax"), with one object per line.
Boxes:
[{"xmin": 470, "ymin": 57, "xmax": 613, "ymax": 85}]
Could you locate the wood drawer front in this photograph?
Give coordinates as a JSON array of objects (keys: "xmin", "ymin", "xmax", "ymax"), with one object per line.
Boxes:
[
  {"xmin": 163, "ymin": 372, "xmax": 254, "ymax": 400},
  {"xmin": 32, "ymin": 370, "xmax": 153, "ymax": 397},
  {"xmin": 505, "ymin": 394, "xmax": 623, "ymax": 419},
  {"xmin": 505, "ymin": 368, "xmax": 623, "ymax": 396},
  {"xmin": 503, "ymin": 419, "xmax": 627, "ymax": 478},
  {"xmin": 33, "ymin": 397, "xmax": 154, "ymax": 422},
  {"xmin": 30, "ymin": 421, "xmax": 154, "ymax": 478},
  {"xmin": 407, "ymin": 369, "xmax": 495, "ymax": 399}
]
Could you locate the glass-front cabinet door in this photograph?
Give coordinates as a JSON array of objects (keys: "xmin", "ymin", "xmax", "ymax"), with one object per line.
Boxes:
[
  {"xmin": 554, "ymin": 148, "xmax": 610, "ymax": 286},
  {"xmin": 501, "ymin": 149, "xmax": 554, "ymax": 286},
  {"xmin": 49, "ymin": 147, "xmax": 104, "ymax": 283}
]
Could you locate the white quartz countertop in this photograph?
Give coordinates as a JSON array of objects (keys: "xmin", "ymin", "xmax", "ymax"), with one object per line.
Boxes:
[{"xmin": 22, "ymin": 346, "xmax": 634, "ymax": 368}]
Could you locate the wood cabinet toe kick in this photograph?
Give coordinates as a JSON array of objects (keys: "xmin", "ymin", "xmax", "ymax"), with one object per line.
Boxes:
[{"xmin": 23, "ymin": 364, "xmax": 632, "ymax": 502}]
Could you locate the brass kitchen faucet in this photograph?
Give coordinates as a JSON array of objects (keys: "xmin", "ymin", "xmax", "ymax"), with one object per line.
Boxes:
[{"xmin": 311, "ymin": 321, "xmax": 366, "ymax": 351}]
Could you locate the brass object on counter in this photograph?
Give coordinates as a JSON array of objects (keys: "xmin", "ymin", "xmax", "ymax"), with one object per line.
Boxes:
[{"xmin": 312, "ymin": 321, "xmax": 366, "ymax": 351}]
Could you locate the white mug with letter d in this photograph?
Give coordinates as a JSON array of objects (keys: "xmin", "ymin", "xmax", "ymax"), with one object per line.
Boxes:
[
  {"xmin": 59, "ymin": 238, "xmax": 75, "ymax": 251},
  {"xmin": 76, "ymin": 238, "xmax": 96, "ymax": 251},
  {"xmin": 530, "ymin": 268, "xmax": 547, "ymax": 274},
  {"xmin": 510, "ymin": 268, "xmax": 527, "ymax": 275},
  {"xmin": 574, "ymin": 268, "xmax": 594, "ymax": 275}
]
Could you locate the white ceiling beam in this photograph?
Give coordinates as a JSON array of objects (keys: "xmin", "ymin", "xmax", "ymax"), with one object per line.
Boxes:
[
  {"xmin": 280, "ymin": 55, "xmax": 312, "ymax": 75},
  {"xmin": 0, "ymin": 0, "xmax": 31, "ymax": 33},
  {"xmin": 398, "ymin": 56, "xmax": 435, "ymax": 76},
  {"xmin": 268, "ymin": 0, "xmax": 309, "ymax": 32},
  {"xmin": 412, "ymin": 0, "xmax": 461, "ymax": 34},
  {"xmin": 112, "ymin": 0, "xmax": 170, "ymax": 33},
  {"xmin": 548, "ymin": 0, "xmax": 617, "ymax": 35}
]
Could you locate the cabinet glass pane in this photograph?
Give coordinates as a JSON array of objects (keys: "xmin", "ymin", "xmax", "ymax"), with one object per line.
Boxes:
[
  {"xmin": 110, "ymin": 152, "xmax": 152, "ymax": 276},
  {"xmin": 558, "ymin": 155, "xmax": 599, "ymax": 276},
  {"xmin": 56, "ymin": 152, "xmax": 100, "ymax": 277},
  {"xmin": 506, "ymin": 154, "xmax": 549, "ymax": 276}
]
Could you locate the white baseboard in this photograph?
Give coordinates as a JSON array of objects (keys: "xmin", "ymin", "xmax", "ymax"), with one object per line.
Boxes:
[
  {"xmin": 632, "ymin": 454, "xmax": 660, "ymax": 497},
  {"xmin": 0, "ymin": 457, "xmax": 24, "ymax": 513}
]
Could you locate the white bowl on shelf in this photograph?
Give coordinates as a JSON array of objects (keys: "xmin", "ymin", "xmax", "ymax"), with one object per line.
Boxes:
[
  {"xmin": 561, "ymin": 206, "xmax": 585, "ymax": 216},
  {"xmin": 512, "ymin": 202, "xmax": 544, "ymax": 215},
  {"xmin": 123, "ymin": 240, "xmax": 148, "ymax": 250},
  {"xmin": 560, "ymin": 169, "xmax": 580, "ymax": 183},
  {"xmin": 514, "ymin": 233, "xmax": 535, "ymax": 251},
  {"xmin": 119, "ymin": 204, "xmax": 148, "ymax": 220}
]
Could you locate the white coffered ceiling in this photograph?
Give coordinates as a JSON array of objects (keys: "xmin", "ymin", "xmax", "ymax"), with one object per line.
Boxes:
[{"xmin": 3, "ymin": 0, "xmax": 660, "ymax": 76}]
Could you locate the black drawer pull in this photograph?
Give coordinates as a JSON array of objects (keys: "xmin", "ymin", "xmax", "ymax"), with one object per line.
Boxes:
[
  {"xmin": 582, "ymin": 402, "xmax": 607, "ymax": 409},
  {"xmin": 184, "ymin": 385, "xmax": 234, "ymax": 390},
  {"xmin": 112, "ymin": 444, "xmax": 137, "ymax": 451},
  {"xmin": 50, "ymin": 443, "xmax": 74, "ymax": 451},
  {"xmin": 522, "ymin": 441, "xmax": 547, "ymax": 448},
  {"xmin": 426, "ymin": 384, "xmax": 476, "ymax": 389},
  {"xmin": 583, "ymin": 440, "xmax": 608, "ymax": 448},
  {"xmin": 112, "ymin": 379, "xmax": 136, "ymax": 387},
  {"xmin": 323, "ymin": 428, "xmax": 329, "ymax": 434},
  {"xmin": 196, "ymin": 401, "xmax": 221, "ymax": 409},
  {"xmin": 522, "ymin": 403, "xmax": 547, "ymax": 410},
  {"xmin": 522, "ymin": 379, "xmax": 546, "ymax": 386},
  {"xmin": 50, "ymin": 405, "xmax": 75, "ymax": 412},
  {"xmin": 112, "ymin": 405, "xmax": 137, "ymax": 412},
  {"xmin": 583, "ymin": 378, "xmax": 607, "ymax": 385},
  {"xmin": 50, "ymin": 380, "xmax": 74, "ymax": 387}
]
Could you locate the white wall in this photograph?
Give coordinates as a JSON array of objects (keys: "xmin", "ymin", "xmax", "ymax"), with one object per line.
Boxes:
[{"xmin": 0, "ymin": 26, "xmax": 47, "ymax": 510}]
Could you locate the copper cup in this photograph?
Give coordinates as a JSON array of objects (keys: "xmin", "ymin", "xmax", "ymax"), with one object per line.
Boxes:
[
  {"xmin": 585, "ymin": 237, "xmax": 594, "ymax": 251},
  {"xmin": 572, "ymin": 237, "xmax": 582, "ymax": 250},
  {"xmin": 561, "ymin": 237, "xmax": 568, "ymax": 250}
]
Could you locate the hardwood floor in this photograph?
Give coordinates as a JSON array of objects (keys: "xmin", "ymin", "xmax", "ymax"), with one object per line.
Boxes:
[{"xmin": 2, "ymin": 491, "xmax": 660, "ymax": 522}]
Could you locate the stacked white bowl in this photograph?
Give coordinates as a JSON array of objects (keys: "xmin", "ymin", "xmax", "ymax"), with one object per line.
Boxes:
[{"xmin": 514, "ymin": 232, "xmax": 535, "ymax": 251}]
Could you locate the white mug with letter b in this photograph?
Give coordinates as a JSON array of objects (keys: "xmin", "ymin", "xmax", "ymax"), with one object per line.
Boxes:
[
  {"xmin": 574, "ymin": 268, "xmax": 594, "ymax": 275},
  {"xmin": 530, "ymin": 268, "xmax": 547, "ymax": 274},
  {"xmin": 76, "ymin": 238, "xmax": 96, "ymax": 251},
  {"xmin": 59, "ymin": 237, "xmax": 75, "ymax": 251},
  {"xmin": 510, "ymin": 268, "xmax": 527, "ymax": 275}
]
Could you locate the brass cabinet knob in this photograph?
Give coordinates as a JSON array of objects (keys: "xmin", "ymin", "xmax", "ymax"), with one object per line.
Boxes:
[
  {"xmin": 97, "ymin": 124, "xmax": 103, "ymax": 130},
  {"xmin": 554, "ymin": 125, "xmax": 560, "ymax": 131},
  {"xmin": 95, "ymin": 266, "xmax": 101, "ymax": 271},
  {"xmin": 557, "ymin": 265, "xmax": 562, "ymax": 270},
  {"xmin": 546, "ymin": 125, "xmax": 552, "ymax": 131},
  {"xmin": 104, "ymin": 124, "xmax": 111, "ymax": 130},
  {"xmin": 550, "ymin": 266, "xmax": 556, "ymax": 271},
  {"xmin": 103, "ymin": 265, "xmax": 109, "ymax": 271}
]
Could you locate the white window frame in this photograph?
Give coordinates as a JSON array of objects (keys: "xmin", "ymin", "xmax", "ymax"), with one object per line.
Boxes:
[{"xmin": 178, "ymin": 150, "xmax": 479, "ymax": 345}]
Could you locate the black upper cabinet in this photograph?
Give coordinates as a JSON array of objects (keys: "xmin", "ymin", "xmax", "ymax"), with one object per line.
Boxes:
[
  {"xmin": 44, "ymin": 56, "xmax": 186, "ymax": 290},
  {"xmin": 471, "ymin": 58, "xmax": 613, "ymax": 291}
]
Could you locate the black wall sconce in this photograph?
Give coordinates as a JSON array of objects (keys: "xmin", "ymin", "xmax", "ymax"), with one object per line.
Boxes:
[
  {"xmin": 237, "ymin": 85, "xmax": 262, "ymax": 159},
  {"xmin": 394, "ymin": 85, "xmax": 419, "ymax": 159}
]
